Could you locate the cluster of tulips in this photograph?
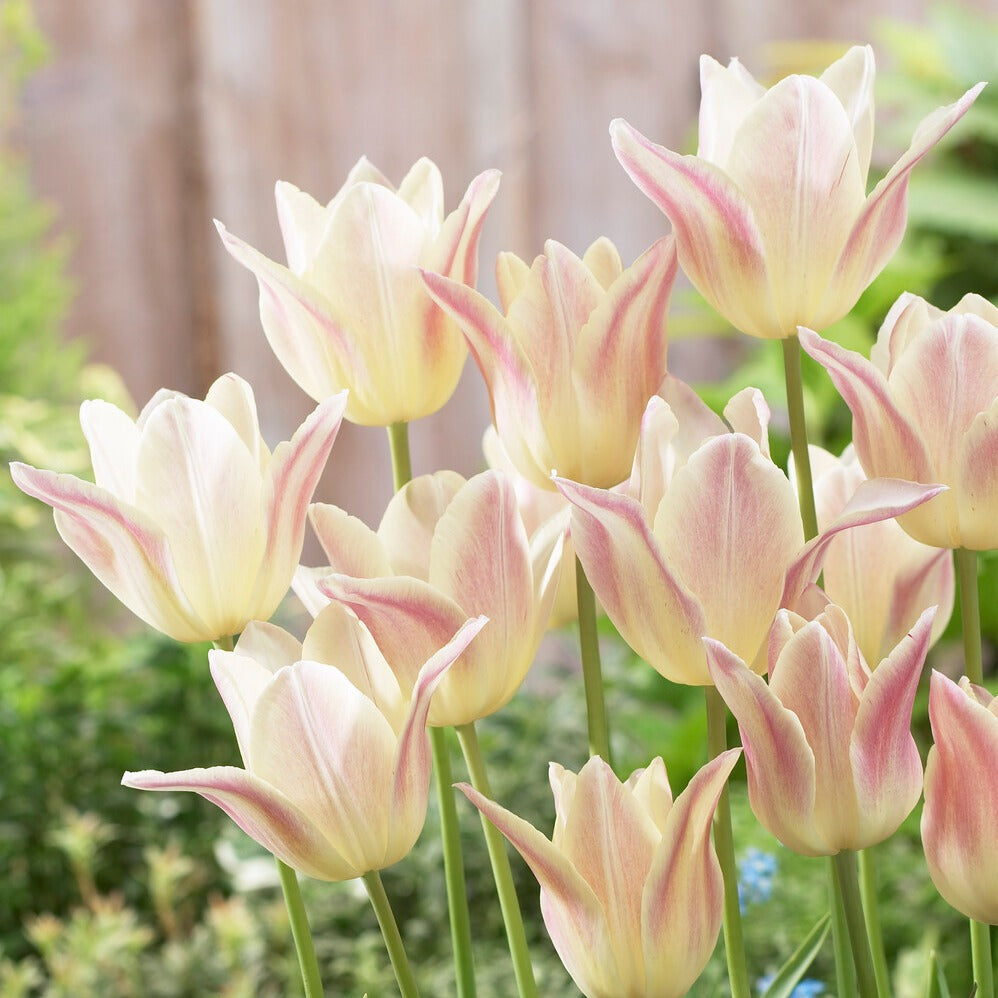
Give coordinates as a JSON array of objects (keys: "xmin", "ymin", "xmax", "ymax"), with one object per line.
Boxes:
[{"xmin": 11, "ymin": 43, "xmax": 998, "ymax": 998}]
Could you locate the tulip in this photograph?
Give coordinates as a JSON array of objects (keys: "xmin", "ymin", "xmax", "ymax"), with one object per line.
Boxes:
[
  {"xmin": 556, "ymin": 375, "xmax": 944, "ymax": 685},
  {"xmin": 297, "ymin": 469, "xmax": 566, "ymax": 727},
  {"xmin": 611, "ymin": 46, "xmax": 983, "ymax": 340},
  {"xmin": 800, "ymin": 293, "xmax": 998, "ymax": 550},
  {"xmin": 706, "ymin": 604, "xmax": 936, "ymax": 855},
  {"xmin": 421, "ymin": 235, "xmax": 677, "ymax": 490},
  {"xmin": 459, "ymin": 750, "xmax": 740, "ymax": 998},
  {"xmin": 122, "ymin": 608, "xmax": 487, "ymax": 881},
  {"xmin": 217, "ymin": 157, "xmax": 500, "ymax": 425},
  {"xmin": 10, "ymin": 374, "xmax": 345, "ymax": 643},
  {"xmin": 807, "ymin": 444, "xmax": 953, "ymax": 664},
  {"xmin": 922, "ymin": 671, "xmax": 998, "ymax": 923}
]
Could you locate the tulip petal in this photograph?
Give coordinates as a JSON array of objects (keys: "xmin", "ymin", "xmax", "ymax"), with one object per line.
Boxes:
[
  {"xmin": 396, "ymin": 157, "xmax": 444, "ymax": 229},
  {"xmin": 923, "ymin": 672, "xmax": 998, "ymax": 922},
  {"xmin": 252, "ymin": 393, "xmax": 346, "ymax": 618},
  {"xmin": 308, "ymin": 503, "xmax": 392, "ymax": 578},
  {"xmin": 819, "ymin": 45, "xmax": 876, "ymax": 179},
  {"xmin": 208, "ymin": 649, "xmax": 278, "ymax": 764},
  {"xmin": 581, "ymin": 236, "xmax": 624, "ymax": 290},
  {"xmin": 722, "ymin": 387, "xmax": 772, "ymax": 459},
  {"xmin": 234, "ymin": 619, "xmax": 304, "ymax": 671},
  {"xmin": 10, "ymin": 463, "xmax": 206, "ymax": 642},
  {"xmin": 697, "ymin": 55, "xmax": 765, "ymax": 165},
  {"xmin": 959, "ymin": 396, "xmax": 998, "ymax": 551},
  {"xmin": 654, "ymin": 434, "xmax": 803, "ymax": 668},
  {"xmin": 851, "ymin": 607, "xmax": 933, "ymax": 847},
  {"xmin": 705, "ymin": 638, "xmax": 828, "ymax": 854},
  {"xmin": 642, "ymin": 749, "xmax": 739, "ymax": 995},
  {"xmin": 122, "ymin": 766, "xmax": 354, "ymax": 882},
  {"xmin": 556, "ymin": 478, "xmax": 707, "ymax": 685},
  {"xmin": 204, "ymin": 373, "xmax": 270, "ymax": 469},
  {"xmin": 275, "ymin": 181, "xmax": 328, "ymax": 275},
  {"xmin": 292, "ymin": 566, "xmax": 332, "ymax": 618},
  {"xmin": 79, "ymin": 400, "xmax": 139, "ymax": 501},
  {"xmin": 611, "ymin": 118, "xmax": 777, "ymax": 338},
  {"xmin": 216, "ymin": 222, "xmax": 359, "ymax": 405},
  {"xmin": 827, "ymin": 83, "xmax": 984, "ymax": 318},
  {"xmin": 457, "ymin": 783, "xmax": 619, "ymax": 996}
]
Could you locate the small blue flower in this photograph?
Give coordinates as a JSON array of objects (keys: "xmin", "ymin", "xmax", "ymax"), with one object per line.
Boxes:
[
  {"xmin": 737, "ymin": 847, "xmax": 778, "ymax": 911},
  {"xmin": 756, "ymin": 974, "xmax": 825, "ymax": 997}
]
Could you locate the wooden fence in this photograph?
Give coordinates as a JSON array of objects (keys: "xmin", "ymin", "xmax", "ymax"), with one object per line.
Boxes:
[{"xmin": 14, "ymin": 0, "xmax": 989, "ymax": 518}]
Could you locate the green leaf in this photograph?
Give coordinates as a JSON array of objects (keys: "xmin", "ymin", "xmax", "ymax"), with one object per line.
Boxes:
[
  {"xmin": 761, "ymin": 913, "xmax": 831, "ymax": 998},
  {"xmin": 924, "ymin": 949, "xmax": 952, "ymax": 998}
]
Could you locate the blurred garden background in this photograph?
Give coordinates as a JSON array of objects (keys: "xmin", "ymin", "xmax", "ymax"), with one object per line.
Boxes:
[{"xmin": 2, "ymin": 0, "xmax": 998, "ymax": 994}]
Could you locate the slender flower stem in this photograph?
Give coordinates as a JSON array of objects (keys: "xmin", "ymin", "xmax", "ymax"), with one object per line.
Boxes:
[
  {"xmin": 386, "ymin": 422, "xmax": 477, "ymax": 998},
  {"xmin": 828, "ymin": 862, "xmax": 856, "ymax": 998},
  {"xmin": 214, "ymin": 635, "xmax": 326, "ymax": 996},
  {"xmin": 831, "ymin": 851, "xmax": 879, "ymax": 998},
  {"xmin": 704, "ymin": 687, "xmax": 751, "ymax": 998},
  {"xmin": 781, "ymin": 334, "xmax": 818, "ymax": 541},
  {"xmin": 955, "ymin": 548, "xmax": 994, "ymax": 998},
  {"xmin": 456, "ymin": 723, "xmax": 538, "ymax": 998},
  {"xmin": 363, "ymin": 870, "xmax": 421, "ymax": 998},
  {"xmin": 276, "ymin": 861, "xmax": 325, "ymax": 998},
  {"xmin": 575, "ymin": 556, "xmax": 611, "ymax": 765},
  {"xmin": 858, "ymin": 847, "xmax": 890, "ymax": 997},
  {"xmin": 955, "ymin": 548, "xmax": 984, "ymax": 687}
]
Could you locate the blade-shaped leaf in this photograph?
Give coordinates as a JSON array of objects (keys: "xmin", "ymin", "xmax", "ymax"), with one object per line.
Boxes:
[{"xmin": 761, "ymin": 913, "xmax": 831, "ymax": 998}]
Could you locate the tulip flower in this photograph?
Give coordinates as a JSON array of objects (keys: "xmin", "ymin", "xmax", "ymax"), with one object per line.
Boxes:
[
  {"xmin": 217, "ymin": 157, "xmax": 500, "ymax": 425},
  {"xmin": 459, "ymin": 750, "xmax": 740, "ymax": 998},
  {"xmin": 807, "ymin": 444, "xmax": 953, "ymax": 664},
  {"xmin": 421, "ymin": 235, "xmax": 677, "ymax": 490},
  {"xmin": 556, "ymin": 375, "xmax": 944, "ymax": 685},
  {"xmin": 706, "ymin": 604, "xmax": 935, "ymax": 855},
  {"xmin": 483, "ymin": 426, "xmax": 579, "ymax": 627},
  {"xmin": 297, "ymin": 469, "xmax": 566, "ymax": 727},
  {"xmin": 10, "ymin": 374, "xmax": 345, "ymax": 643},
  {"xmin": 611, "ymin": 46, "xmax": 983, "ymax": 340},
  {"xmin": 123, "ymin": 608, "xmax": 487, "ymax": 881},
  {"xmin": 800, "ymin": 293, "xmax": 998, "ymax": 550},
  {"xmin": 922, "ymin": 672, "xmax": 998, "ymax": 923}
]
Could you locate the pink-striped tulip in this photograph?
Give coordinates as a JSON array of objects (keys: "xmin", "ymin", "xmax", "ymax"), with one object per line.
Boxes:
[
  {"xmin": 123, "ymin": 609, "xmax": 487, "ymax": 881},
  {"xmin": 459, "ymin": 750, "xmax": 740, "ymax": 998},
  {"xmin": 421, "ymin": 235, "xmax": 677, "ymax": 490},
  {"xmin": 10, "ymin": 375, "xmax": 345, "ymax": 643},
  {"xmin": 808, "ymin": 444, "xmax": 953, "ymax": 664},
  {"xmin": 557, "ymin": 375, "xmax": 944, "ymax": 685},
  {"xmin": 217, "ymin": 158, "xmax": 500, "ymax": 425},
  {"xmin": 297, "ymin": 469, "xmax": 566, "ymax": 726},
  {"xmin": 611, "ymin": 46, "xmax": 982, "ymax": 340},
  {"xmin": 706, "ymin": 604, "xmax": 936, "ymax": 855},
  {"xmin": 922, "ymin": 672, "xmax": 998, "ymax": 923},
  {"xmin": 801, "ymin": 293, "xmax": 998, "ymax": 549}
]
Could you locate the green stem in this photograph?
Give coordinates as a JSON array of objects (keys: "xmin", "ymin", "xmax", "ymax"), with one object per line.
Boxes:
[
  {"xmin": 828, "ymin": 862, "xmax": 856, "ymax": 998},
  {"xmin": 858, "ymin": 847, "xmax": 890, "ymax": 997},
  {"xmin": 456, "ymin": 723, "xmax": 538, "ymax": 998},
  {"xmin": 704, "ymin": 688, "xmax": 751, "ymax": 998},
  {"xmin": 831, "ymin": 850, "xmax": 879, "ymax": 998},
  {"xmin": 955, "ymin": 548, "xmax": 983, "ymax": 687},
  {"xmin": 430, "ymin": 725, "xmax": 478, "ymax": 997},
  {"xmin": 388, "ymin": 421, "xmax": 414, "ymax": 491},
  {"xmin": 363, "ymin": 870, "xmax": 421, "ymax": 998},
  {"xmin": 970, "ymin": 917, "xmax": 994, "ymax": 998},
  {"xmin": 386, "ymin": 421, "xmax": 477, "ymax": 997},
  {"xmin": 277, "ymin": 860, "xmax": 325, "ymax": 998},
  {"xmin": 575, "ymin": 556, "xmax": 611, "ymax": 765},
  {"xmin": 782, "ymin": 334, "xmax": 819, "ymax": 541}
]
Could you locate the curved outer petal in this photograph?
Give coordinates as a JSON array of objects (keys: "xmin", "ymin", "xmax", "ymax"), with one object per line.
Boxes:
[
  {"xmin": 250, "ymin": 392, "xmax": 346, "ymax": 619},
  {"xmin": 10, "ymin": 463, "xmax": 207, "ymax": 642},
  {"xmin": 216, "ymin": 222, "xmax": 362, "ymax": 409},
  {"xmin": 825, "ymin": 84, "xmax": 984, "ymax": 320},
  {"xmin": 421, "ymin": 269, "xmax": 554, "ymax": 489},
  {"xmin": 723, "ymin": 74, "xmax": 866, "ymax": 335},
  {"xmin": 292, "ymin": 565, "xmax": 333, "ymax": 618},
  {"xmin": 850, "ymin": 607, "xmax": 934, "ymax": 849},
  {"xmin": 556, "ymin": 478, "xmax": 708, "ymax": 685},
  {"xmin": 122, "ymin": 765, "xmax": 356, "ymax": 882},
  {"xmin": 458, "ymin": 783, "xmax": 622, "ymax": 997},
  {"xmin": 923, "ymin": 673, "xmax": 998, "ymax": 923},
  {"xmin": 308, "ymin": 503, "xmax": 393, "ymax": 578},
  {"xmin": 134, "ymin": 397, "xmax": 266, "ymax": 639},
  {"xmin": 317, "ymin": 573, "xmax": 471, "ymax": 726},
  {"xmin": 782, "ymin": 476, "xmax": 947, "ymax": 609},
  {"xmin": 610, "ymin": 118, "xmax": 778, "ymax": 339},
  {"xmin": 705, "ymin": 638, "xmax": 830, "ymax": 855},
  {"xmin": 641, "ymin": 749, "xmax": 740, "ymax": 997},
  {"xmin": 572, "ymin": 236, "xmax": 677, "ymax": 489},
  {"xmin": 653, "ymin": 434, "xmax": 804, "ymax": 670},
  {"xmin": 79, "ymin": 400, "xmax": 139, "ymax": 501}
]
